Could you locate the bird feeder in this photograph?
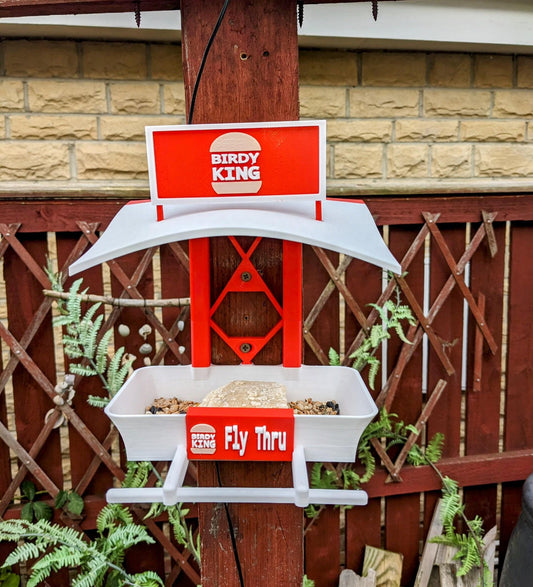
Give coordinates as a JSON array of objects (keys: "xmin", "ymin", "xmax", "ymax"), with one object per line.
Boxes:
[{"xmin": 69, "ymin": 120, "xmax": 400, "ymax": 508}]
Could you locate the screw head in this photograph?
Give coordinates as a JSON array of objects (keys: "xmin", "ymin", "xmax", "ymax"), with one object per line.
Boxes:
[
  {"xmin": 241, "ymin": 271, "xmax": 252, "ymax": 282},
  {"xmin": 240, "ymin": 343, "xmax": 252, "ymax": 353}
]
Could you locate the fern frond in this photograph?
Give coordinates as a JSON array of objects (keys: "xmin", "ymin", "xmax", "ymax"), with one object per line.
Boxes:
[
  {"xmin": 4, "ymin": 541, "xmax": 45, "ymax": 566},
  {"xmin": 96, "ymin": 504, "xmax": 133, "ymax": 534},
  {"xmin": 69, "ymin": 364, "xmax": 97, "ymax": 377},
  {"xmin": 132, "ymin": 570, "xmax": 164, "ymax": 586},
  {"xmin": 392, "ymin": 322, "xmax": 412, "ymax": 344},
  {"xmin": 425, "ymin": 432, "xmax": 445, "ymax": 463},
  {"xmin": 106, "ymin": 347, "xmax": 130, "ymax": 395},
  {"xmin": 144, "ymin": 502, "xmax": 164, "ymax": 520},
  {"xmin": 357, "ymin": 448, "xmax": 376, "ymax": 485},
  {"xmin": 81, "ymin": 313, "xmax": 104, "ymax": 359},
  {"xmin": 369, "ymin": 324, "xmax": 388, "ymax": 348},
  {"xmin": 122, "ymin": 461, "xmax": 152, "ymax": 489},
  {"xmin": 95, "ymin": 329, "xmax": 113, "ymax": 374},
  {"xmin": 368, "ymin": 301, "xmax": 389, "ymax": 323},
  {"xmin": 310, "ymin": 463, "xmax": 323, "ymax": 488},
  {"xmin": 328, "ymin": 347, "xmax": 341, "ymax": 366},
  {"xmin": 70, "ymin": 560, "xmax": 106, "ymax": 587},
  {"xmin": 342, "ymin": 469, "xmax": 361, "ymax": 490},
  {"xmin": 83, "ymin": 301, "xmax": 103, "ymax": 324},
  {"xmin": 366, "ymin": 355, "xmax": 381, "ymax": 390},
  {"xmin": 87, "ymin": 395, "xmax": 110, "ymax": 408},
  {"xmin": 108, "ymin": 355, "xmax": 134, "ymax": 396},
  {"xmin": 30, "ymin": 544, "xmax": 85, "ymax": 574},
  {"xmin": 65, "ymin": 279, "xmax": 85, "ymax": 326},
  {"xmin": 106, "ymin": 524, "xmax": 154, "ymax": 551}
]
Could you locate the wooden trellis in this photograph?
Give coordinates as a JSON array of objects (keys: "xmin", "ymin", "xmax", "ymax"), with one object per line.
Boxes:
[{"xmin": 2, "ymin": 195, "xmax": 533, "ymax": 585}]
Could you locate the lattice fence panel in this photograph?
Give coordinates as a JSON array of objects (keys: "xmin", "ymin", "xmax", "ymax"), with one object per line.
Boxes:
[{"xmin": 1, "ymin": 196, "xmax": 533, "ymax": 586}]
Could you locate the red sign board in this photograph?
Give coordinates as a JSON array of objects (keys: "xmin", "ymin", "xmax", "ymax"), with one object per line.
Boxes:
[
  {"xmin": 186, "ymin": 407, "xmax": 295, "ymax": 461},
  {"xmin": 146, "ymin": 121, "xmax": 325, "ymax": 204}
]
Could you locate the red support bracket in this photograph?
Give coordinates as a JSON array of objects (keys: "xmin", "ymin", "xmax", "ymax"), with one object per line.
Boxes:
[
  {"xmin": 189, "ymin": 237, "xmax": 211, "ymax": 367},
  {"xmin": 282, "ymin": 240, "xmax": 302, "ymax": 368},
  {"xmin": 189, "ymin": 236, "xmax": 303, "ymax": 367}
]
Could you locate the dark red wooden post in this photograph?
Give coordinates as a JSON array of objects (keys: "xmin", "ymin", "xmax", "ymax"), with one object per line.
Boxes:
[{"xmin": 180, "ymin": 0, "xmax": 303, "ymax": 584}]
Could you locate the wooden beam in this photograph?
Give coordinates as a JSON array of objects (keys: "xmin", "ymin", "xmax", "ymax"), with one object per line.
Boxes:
[
  {"xmin": 0, "ymin": 0, "xmax": 179, "ymax": 17},
  {"xmin": 364, "ymin": 448, "xmax": 533, "ymax": 498},
  {"xmin": 0, "ymin": 0, "xmax": 399, "ymax": 18},
  {"xmin": 180, "ymin": 1, "xmax": 302, "ymax": 585}
]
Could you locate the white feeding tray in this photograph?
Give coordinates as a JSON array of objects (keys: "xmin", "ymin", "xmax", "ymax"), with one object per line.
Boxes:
[{"xmin": 105, "ymin": 363, "xmax": 377, "ymax": 463}]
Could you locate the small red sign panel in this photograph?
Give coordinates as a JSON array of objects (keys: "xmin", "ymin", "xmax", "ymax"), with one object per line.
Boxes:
[
  {"xmin": 186, "ymin": 407, "xmax": 295, "ymax": 461},
  {"xmin": 146, "ymin": 121, "xmax": 325, "ymax": 204}
]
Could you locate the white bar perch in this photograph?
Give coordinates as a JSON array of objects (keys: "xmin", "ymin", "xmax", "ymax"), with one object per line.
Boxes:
[{"xmin": 106, "ymin": 444, "xmax": 368, "ymax": 507}]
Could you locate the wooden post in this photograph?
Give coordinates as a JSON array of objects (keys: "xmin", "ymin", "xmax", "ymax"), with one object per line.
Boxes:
[{"xmin": 180, "ymin": 0, "xmax": 303, "ymax": 585}]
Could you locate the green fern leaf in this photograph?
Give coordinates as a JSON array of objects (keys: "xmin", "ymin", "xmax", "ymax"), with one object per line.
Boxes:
[
  {"xmin": 144, "ymin": 502, "xmax": 164, "ymax": 520},
  {"xmin": 97, "ymin": 504, "xmax": 133, "ymax": 534},
  {"xmin": 310, "ymin": 463, "xmax": 324, "ymax": 488},
  {"xmin": 82, "ymin": 313, "xmax": 104, "ymax": 359},
  {"xmin": 368, "ymin": 301, "xmax": 388, "ymax": 323},
  {"xmin": 65, "ymin": 279, "xmax": 85, "ymax": 326},
  {"xmin": 95, "ymin": 329, "xmax": 113, "ymax": 374},
  {"xmin": 132, "ymin": 570, "xmax": 164, "ymax": 586},
  {"xmin": 87, "ymin": 395, "xmax": 110, "ymax": 408},
  {"xmin": 108, "ymin": 356, "xmax": 134, "ymax": 396},
  {"xmin": 123, "ymin": 462, "xmax": 151, "ymax": 489},
  {"xmin": 392, "ymin": 322, "xmax": 412, "ymax": 344},
  {"xmin": 69, "ymin": 364, "xmax": 97, "ymax": 377},
  {"xmin": 328, "ymin": 347, "xmax": 341, "ymax": 366},
  {"xmin": 342, "ymin": 469, "xmax": 361, "ymax": 490},
  {"xmin": 367, "ymin": 355, "xmax": 381, "ymax": 390},
  {"xmin": 425, "ymin": 432, "xmax": 444, "ymax": 463},
  {"xmin": 4, "ymin": 542, "xmax": 44, "ymax": 566},
  {"xmin": 83, "ymin": 301, "xmax": 102, "ymax": 324},
  {"xmin": 106, "ymin": 347, "xmax": 128, "ymax": 395}
]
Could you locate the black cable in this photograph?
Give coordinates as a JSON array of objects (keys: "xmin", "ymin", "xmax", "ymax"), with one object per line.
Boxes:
[
  {"xmin": 215, "ymin": 461, "xmax": 245, "ymax": 587},
  {"xmin": 187, "ymin": 0, "xmax": 231, "ymax": 124}
]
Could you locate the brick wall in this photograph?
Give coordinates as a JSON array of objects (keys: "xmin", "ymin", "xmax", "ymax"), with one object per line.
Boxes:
[{"xmin": 0, "ymin": 39, "xmax": 532, "ymax": 196}]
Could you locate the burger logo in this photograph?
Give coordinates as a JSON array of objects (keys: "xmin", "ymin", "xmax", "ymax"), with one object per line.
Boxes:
[
  {"xmin": 189, "ymin": 423, "xmax": 217, "ymax": 455},
  {"xmin": 210, "ymin": 132, "xmax": 262, "ymax": 195}
]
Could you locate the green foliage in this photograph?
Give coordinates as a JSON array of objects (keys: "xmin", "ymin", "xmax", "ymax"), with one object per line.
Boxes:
[
  {"xmin": 17, "ymin": 480, "xmax": 84, "ymax": 523},
  {"xmin": 55, "ymin": 489, "xmax": 85, "ymax": 517},
  {"xmin": 45, "ymin": 273, "xmax": 199, "ymax": 575},
  {"xmin": 304, "ymin": 464, "xmax": 340, "ymax": 517},
  {"xmin": 347, "ymin": 294, "xmax": 416, "ymax": 390},
  {"xmin": 328, "ymin": 347, "xmax": 341, "ymax": 366},
  {"xmin": 430, "ymin": 477, "xmax": 491, "ymax": 583},
  {"xmin": 0, "ymin": 566, "xmax": 20, "ymax": 587},
  {"xmin": 302, "ymin": 575, "xmax": 315, "ymax": 587},
  {"xmin": 329, "ymin": 276, "xmax": 416, "ymax": 389},
  {"xmin": 122, "ymin": 461, "xmax": 153, "ymax": 490},
  {"xmin": 307, "ymin": 408, "xmax": 489, "ymax": 584},
  {"xmin": 307, "ymin": 409, "xmax": 438, "ymax": 498},
  {"xmin": 0, "ymin": 517, "xmax": 163, "ymax": 587},
  {"xmin": 144, "ymin": 500, "xmax": 201, "ymax": 566},
  {"xmin": 19, "ymin": 480, "xmax": 53, "ymax": 523},
  {"xmin": 52, "ymin": 278, "xmax": 134, "ymax": 401}
]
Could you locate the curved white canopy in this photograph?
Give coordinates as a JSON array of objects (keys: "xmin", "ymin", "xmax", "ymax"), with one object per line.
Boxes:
[{"xmin": 69, "ymin": 199, "xmax": 400, "ymax": 275}]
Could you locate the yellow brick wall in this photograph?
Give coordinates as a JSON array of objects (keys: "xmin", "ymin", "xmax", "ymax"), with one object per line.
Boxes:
[{"xmin": 0, "ymin": 39, "xmax": 532, "ymax": 196}]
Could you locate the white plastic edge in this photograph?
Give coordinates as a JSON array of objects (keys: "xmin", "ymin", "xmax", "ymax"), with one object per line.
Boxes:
[{"xmin": 69, "ymin": 199, "xmax": 401, "ymax": 275}]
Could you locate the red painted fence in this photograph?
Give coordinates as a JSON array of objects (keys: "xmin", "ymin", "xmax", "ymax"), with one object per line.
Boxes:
[{"xmin": 1, "ymin": 193, "xmax": 532, "ymax": 586}]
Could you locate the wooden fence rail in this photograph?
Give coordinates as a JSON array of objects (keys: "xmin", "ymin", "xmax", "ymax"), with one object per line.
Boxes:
[{"xmin": 1, "ymin": 193, "xmax": 532, "ymax": 586}]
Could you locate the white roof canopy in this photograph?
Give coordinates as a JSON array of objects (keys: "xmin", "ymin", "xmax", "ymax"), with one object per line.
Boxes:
[{"xmin": 69, "ymin": 199, "xmax": 401, "ymax": 275}]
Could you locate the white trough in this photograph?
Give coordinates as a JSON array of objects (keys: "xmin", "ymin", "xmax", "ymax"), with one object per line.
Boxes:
[{"xmin": 105, "ymin": 363, "xmax": 378, "ymax": 464}]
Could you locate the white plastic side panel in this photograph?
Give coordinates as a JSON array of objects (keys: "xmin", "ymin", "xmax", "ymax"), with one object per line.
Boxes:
[{"xmin": 105, "ymin": 364, "xmax": 378, "ymax": 463}]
